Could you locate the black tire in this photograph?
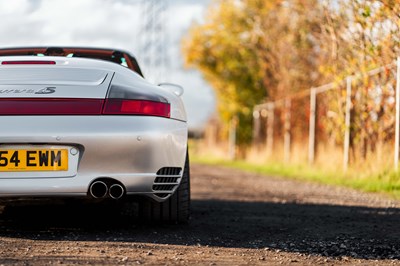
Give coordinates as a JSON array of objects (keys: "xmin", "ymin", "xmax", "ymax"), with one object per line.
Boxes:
[{"xmin": 139, "ymin": 151, "xmax": 190, "ymax": 224}]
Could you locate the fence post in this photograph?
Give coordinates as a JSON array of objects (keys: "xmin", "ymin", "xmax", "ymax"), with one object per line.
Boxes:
[
  {"xmin": 266, "ymin": 103, "xmax": 275, "ymax": 155},
  {"xmin": 308, "ymin": 88, "xmax": 317, "ymax": 164},
  {"xmin": 284, "ymin": 99, "xmax": 291, "ymax": 162},
  {"xmin": 343, "ymin": 76, "xmax": 352, "ymax": 171},
  {"xmin": 228, "ymin": 116, "xmax": 237, "ymax": 160},
  {"xmin": 252, "ymin": 110, "xmax": 260, "ymax": 146},
  {"xmin": 395, "ymin": 57, "xmax": 400, "ymax": 170}
]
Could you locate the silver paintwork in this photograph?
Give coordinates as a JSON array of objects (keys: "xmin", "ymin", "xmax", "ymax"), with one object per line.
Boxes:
[
  {"xmin": 0, "ymin": 56, "xmax": 188, "ymax": 202},
  {"xmin": 0, "ymin": 115, "xmax": 187, "ymax": 201},
  {"xmin": 0, "ymin": 68, "xmax": 109, "ymax": 86},
  {"xmin": 158, "ymin": 83, "xmax": 184, "ymax": 96}
]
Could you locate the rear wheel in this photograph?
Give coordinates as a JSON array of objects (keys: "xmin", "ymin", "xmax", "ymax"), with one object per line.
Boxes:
[{"xmin": 139, "ymin": 152, "xmax": 190, "ymax": 224}]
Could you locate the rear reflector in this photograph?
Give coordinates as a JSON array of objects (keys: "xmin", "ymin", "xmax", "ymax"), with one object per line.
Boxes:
[
  {"xmin": 0, "ymin": 98, "xmax": 104, "ymax": 115},
  {"xmin": 103, "ymin": 99, "xmax": 170, "ymax": 118},
  {"xmin": 1, "ymin": 61, "xmax": 56, "ymax": 65}
]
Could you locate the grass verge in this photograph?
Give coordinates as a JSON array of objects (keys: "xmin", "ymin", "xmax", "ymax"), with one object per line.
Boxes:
[{"xmin": 191, "ymin": 155, "xmax": 400, "ymax": 199}]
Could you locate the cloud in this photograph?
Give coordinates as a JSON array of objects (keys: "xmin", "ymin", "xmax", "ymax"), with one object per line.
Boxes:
[
  {"xmin": 0, "ymin": 0, "xmax": 32, "ymax": 14},
  {"xmin": 27, "ymin": 0, "xmax": 141, "ymax": 50}
]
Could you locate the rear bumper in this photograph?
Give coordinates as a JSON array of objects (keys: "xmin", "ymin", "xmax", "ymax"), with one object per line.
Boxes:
[{"xmin": 0, "ymin": 115, "xmax": 187, "ymax": 201}]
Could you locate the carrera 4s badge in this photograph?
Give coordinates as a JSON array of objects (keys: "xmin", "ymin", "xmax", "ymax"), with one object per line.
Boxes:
[{"xmin": 0, "ymin": 87, "xmax": 56, "ymax": 95}]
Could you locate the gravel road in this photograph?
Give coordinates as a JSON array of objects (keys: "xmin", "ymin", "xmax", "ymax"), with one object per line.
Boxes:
[{"xmin": 0, "ymin": 163, "xmax": 399, "ymax": 265}]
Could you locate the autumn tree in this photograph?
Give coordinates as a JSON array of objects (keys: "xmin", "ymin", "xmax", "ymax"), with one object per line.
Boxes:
[
  {"xmin": 183, "ymin": 0, "xmax": 324, "ymax": 144},
  {"xmin": 183, "ymin": 0, "xmax": 400, "ymax": 161},
  {"xmin": 318, "ymin": 0, "xmax": 400, "ymax": 159}
]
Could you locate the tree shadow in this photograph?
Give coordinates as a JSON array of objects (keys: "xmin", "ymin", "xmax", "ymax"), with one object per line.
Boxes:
[{"xmin": 0, "ymin": 199, "xmax": 399, "ymax": 260}]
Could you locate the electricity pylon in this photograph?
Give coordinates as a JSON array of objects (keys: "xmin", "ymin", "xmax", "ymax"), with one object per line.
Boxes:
[{"xmin": 139, "ymin": 0, "xmax": 169, "ymax": 83}]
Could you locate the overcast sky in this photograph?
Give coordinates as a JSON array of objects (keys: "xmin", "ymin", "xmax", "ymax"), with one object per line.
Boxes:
[{"xmin": 0, "ymin": 0, "xmax": 215, "ymax": 130}]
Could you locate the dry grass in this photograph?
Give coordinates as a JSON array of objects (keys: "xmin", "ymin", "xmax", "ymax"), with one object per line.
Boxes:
[{"xmin": 190, "ymin": 139, "xmax": 400, "ymax": 198}]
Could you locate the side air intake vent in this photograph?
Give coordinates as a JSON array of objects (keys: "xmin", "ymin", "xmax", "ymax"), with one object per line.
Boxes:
[
  {"xmin": 152, "ymin": 167, "xmax": 182, "ymax": 198},
  {"xmin": 156, "ymin": 167, "xmax": 181, "ymax": 176}
]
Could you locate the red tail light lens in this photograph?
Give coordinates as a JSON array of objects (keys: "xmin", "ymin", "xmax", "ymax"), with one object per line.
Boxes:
[
  {"xmin": 0, "ymin": 98, "xmax": 104, "ymax": 115},
  {"xmin": 1, "ymin": 61, "xmax": 56, "ymax": 65},
  {"xmin": 103, "ymin": 99, "xmax": 170, "ymax": 118}
]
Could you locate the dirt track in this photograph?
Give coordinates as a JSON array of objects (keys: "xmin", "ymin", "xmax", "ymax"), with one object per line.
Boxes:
[{"xmin": 0, "ymin": 163, "xmax": 400, "ymax": 265}]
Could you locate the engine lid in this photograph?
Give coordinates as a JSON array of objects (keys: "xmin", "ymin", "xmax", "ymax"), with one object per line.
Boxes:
[{"xmin": 0, "ymin": 68, "xmax": 113, "ymax": 99}]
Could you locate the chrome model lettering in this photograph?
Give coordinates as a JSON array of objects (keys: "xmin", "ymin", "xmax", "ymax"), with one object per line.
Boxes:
[{"xmin": 0, "ymin": 87, "xmax": 56, "ymax": 94}]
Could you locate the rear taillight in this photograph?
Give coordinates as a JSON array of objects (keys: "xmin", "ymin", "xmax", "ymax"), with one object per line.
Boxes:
[
  {"xmin": 103, "ymin": 99, "xmax": 170, "ymax": 118},
  {"xmin": 1, "ymin": 61, "xmax": 56, "ymax": 65}
]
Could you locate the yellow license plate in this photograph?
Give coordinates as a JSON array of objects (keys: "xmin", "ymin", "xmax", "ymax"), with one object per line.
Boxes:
[{"xmin": 0, "ymin": 149, "xmax": 68, "ymax": 172}]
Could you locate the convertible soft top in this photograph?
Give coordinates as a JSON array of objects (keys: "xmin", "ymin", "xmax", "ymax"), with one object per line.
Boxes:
[{"xmin": 0, "ymin": 46, "xmax": 143, "ymax": 77}]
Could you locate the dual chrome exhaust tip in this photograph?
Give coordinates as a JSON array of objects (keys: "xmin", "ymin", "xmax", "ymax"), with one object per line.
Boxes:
[{"xmin": 89, "ymin": 180, "xmax": 125, "ymax": 200}]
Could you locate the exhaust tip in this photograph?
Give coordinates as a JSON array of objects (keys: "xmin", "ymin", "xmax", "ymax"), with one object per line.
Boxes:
[
  {"xmin": 109, "ymin": 184, "xmax": 125, "ymax": 199},
  {"xmin": 89, "ymin": 181, "xmax": 108, "ymax": 199}
]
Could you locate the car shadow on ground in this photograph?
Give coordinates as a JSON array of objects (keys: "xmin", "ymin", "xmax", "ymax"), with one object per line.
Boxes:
[{"xmin": 0, "ymin": 199, "xmax": 399, "ymax": 260}]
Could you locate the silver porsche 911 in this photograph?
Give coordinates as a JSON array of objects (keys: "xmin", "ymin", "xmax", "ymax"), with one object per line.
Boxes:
[{"xmin": 0, "ymin": 47, "xmax": 190, "ymax": 223}]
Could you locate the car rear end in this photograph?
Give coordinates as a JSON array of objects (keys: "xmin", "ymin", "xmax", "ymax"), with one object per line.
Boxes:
[{"xmin": 0, "ymin": 56, "xmax": 188, "ymax": 206}]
